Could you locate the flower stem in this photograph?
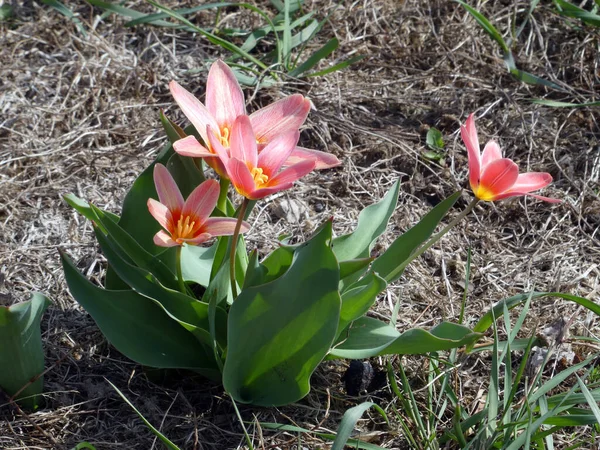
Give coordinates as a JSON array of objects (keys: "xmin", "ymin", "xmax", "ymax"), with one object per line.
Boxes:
[
  {"xmin": 230, "ymin": 198, "xmax": 249, "ymax": 299},
  {"xmin": 391, "ymin": 197, "xmax": 479, "ymax": 280},
  {"xmin": 217, "ymin": 178, "xmax": 231, "ymax": 213},
  {"xmin": 176, "ymin": 245, "xmax": 186, "ymax": 294}
]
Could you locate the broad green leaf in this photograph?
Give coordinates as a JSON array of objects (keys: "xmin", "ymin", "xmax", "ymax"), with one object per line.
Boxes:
[
  {"xmin": 339, "ymin": 257, "xmax": 374, "ymax": 280},
  {"xmin": 93, "ymin": 228, "xmax": 227, "ymax": 348},
  {"xmin": 426, "ymin": 127, "xmax": 444, "ymax": 150},
  {"xmin": 70, "ymin": 443, "xmax": 98, "ymax": 450},
  {"xmin": 180, "ymin": 243, "xmax": 217, "ymax": 287},
  {"xmin": 60, "ymin": 251, "xmax": 219, "ymax": 378},
  {"xmin": 371, "ymin": 191, "xmax": 461, "ymax": 283},
  {"xmin": 329, "ymin": 317, "xmax": 481, "ymax": 359},
  {"xmin": 332, "ymin": 180, "xmax": 400, "ymax": 261},
  {"xmin": 331, "ymin": 402, "xmax": 389, "ymax": 450},
  {"xmin": 223, "ymin": 221, "xmax": 341, "ymax": 406},
  {"xmin": 337, "ymin": 272, "xmax": 387, "ymax": 336},
  {"xmin": 259, "ymin": 245, "xmax": 295, "ymax": 282},
  {"xmin": 159, "ymin": 110, "xmax": 187, "ymax": 143},
  {"xmin": 0, "ymin": 293, "xmax": 50, "ymax": 409},
  {"xmin": 108, "ymin": 380, "xmax": 181, "ymax": 450},
  {"xmin": 63, "ymin": 194, "xmax": 120, "ymax": 232}
]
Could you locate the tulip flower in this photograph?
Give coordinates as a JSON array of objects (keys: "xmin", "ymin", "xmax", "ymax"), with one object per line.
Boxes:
[
  {"xmin": 169, "ymin": 60, "xmax": 340, "ymax": 175},
  {"xmin": 147, "ymin": 164, "xmax": 249, "ymax": 247},
  {"xmin": 208, "ymin": 115, "xmax": 316, "ymax": 200},
  {"xmin": 461, "ymin": 114, "xmax": 559, "ymax": 203}
]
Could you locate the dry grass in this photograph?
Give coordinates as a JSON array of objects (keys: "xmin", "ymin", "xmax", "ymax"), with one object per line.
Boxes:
[{"xmin": 1, "ymin": 0, "xmax": 599, "ymax": 448}]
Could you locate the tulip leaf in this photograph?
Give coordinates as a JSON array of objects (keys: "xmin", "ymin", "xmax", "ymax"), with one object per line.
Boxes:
[
  {"xmin": 332, "ymin": 180, "xmax": 400, "ymax": 262},
  {"xmin": 337, "ymin": 272, "xmax": 387, "ymax": 336},
  {"xmin": 329, "ymin": 316, "xmax": 481, "ymax": 359},
  {"xmin": 180, "ymin": 243, "xmax": 217, "ymax": 287},
  {"xmin": 371, "ymin": 191, "xmax": 461, "ymax": 283},
  {"xmin": 0, "ymin": 293, "xmax": 50, "ymax": 409},
  {"xmin": 223, "ymin": 221, "xmax": 341, "ymax": 406},
  {"xmin": 166, "ymin": 152, "xmax": 206, "ymax": 198},
  {"xmin": 339, "ymin": 257, "xmax": 374, "ymax": 280},
  {"xmin": 60, "ymin": 251, "xmax": 219, "ymax": 378},
  {"xmin": 93, "ymin": 228, "xmax": 227, "ymax": 349},
  {"xmin": 63, "ymin": 194, "xmax": 120, "ymax": 230}
]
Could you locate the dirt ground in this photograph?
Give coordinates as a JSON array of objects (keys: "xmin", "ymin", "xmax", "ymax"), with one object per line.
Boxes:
[{"xmin": 1, "ymin": 0, "xmax": 599, "ymax": 448}]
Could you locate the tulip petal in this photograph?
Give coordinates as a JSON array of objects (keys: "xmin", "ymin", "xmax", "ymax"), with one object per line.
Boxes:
[
  {"xmin": 207, "ymin": 125, "xmax": 231, "ymax": 164},
  {"xmin": 249, "ymin": 184, "xmax": 294, "ymax": 200},
  {"xmin": 285, "ymin": 146, "xmax": 341, "ymax": 170},
  {"xmin": 461, "ymin": 113, "xmax": 481, "ymax": 190},
  {"xmin": 147, "ymin": 198, "xmax": 172, "ymax": 231},
  {"xmin": 153, "ymin": 164, "xmax": 184, "ymax": 213},
  {"xmin": 249, "ymin": 94, "xmax": 311, "ymax": 143},
  {"xmin": 481, "ymin": 141, "xmax": 503, "ymax": 169},
  {"xmin": 154, "ymin": 230, "xmax": 179, "ymax": 247},
  {"xmin": 169, "ymin": 80, "xmax": 218, "ymax": 145},
  {"xmin": 183, "ymin": 233, "xmax": 212, "ymax": 246},
  {"xmin": 202, "ymin": 217, "xmax": 249, "ymax": 236},
  {"xmin": 173, "ymin": 135, "xmax": 214, "ymax": 158},
  {"xmin": 206, "ymin": 60, "xmax": 246, "ymax": 129},
  {"xmin": 478, "ymin": 158, "xmax": 519, "ymax": 200},
  {"xmin": 267, "ymin": 159, "xmax": 316, "ymax": 186},
  {"xmin": 508, "ymin": 172, "xmax": 553, "ymax": 193},
  {"xmin": 257, "ymin": 131, "xmax": 299, "ymax": 177},
  {"xmin": 182, "ymin": 179, "xmax": 220, "ymax": 222},
  {"xmin": 230, "ymin": 115, "xmax": 258, "ymax": 166},
  {"xmin": 492, "ymin": 192, "xmax": 561, "ymax": 203},
  {"xmin": 228, "ymin": 158, "xmax": 258, "ymax": 198}
]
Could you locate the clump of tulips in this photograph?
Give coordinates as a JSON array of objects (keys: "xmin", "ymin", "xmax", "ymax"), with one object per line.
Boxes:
[{"xmin": 61, "ymin": 61, "xmax": 558, "ymax": 406}]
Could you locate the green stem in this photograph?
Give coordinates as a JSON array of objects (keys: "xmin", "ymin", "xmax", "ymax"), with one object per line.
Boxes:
[
  {"xmin": 391, "ymin": 197, "xmax": 479, "ymax": 280},
  {"xmin": 217, "ymin": 178, "xmax": 230, "ymax": 213},
  {"xmin": 176, "ymin": 245, "xmax": 186, "ymax": 294},
  {"xmin": 230, "ymin": 198, "xmax": 250, "ymax": 299}
]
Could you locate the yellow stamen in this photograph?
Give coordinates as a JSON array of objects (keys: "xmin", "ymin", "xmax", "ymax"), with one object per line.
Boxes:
[
  {"xmin": 174, "ymin": 215, "xmax": 197, "ymax": 241},
  {"xmin": 474, "ymin": 184, "xmax": 496, "ymax": 202},
  {"xmin": 251, "ymin": 167, "xmax": 269, "ymax": 187},
  {"xmin": 220, "ymin": 126, "xmax": 230, "ymax": 147}
]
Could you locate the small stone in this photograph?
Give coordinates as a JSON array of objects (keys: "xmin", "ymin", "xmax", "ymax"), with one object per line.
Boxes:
[{"xmin": 272, "ymin": 199, "xmax": 309, "ymax": 224}]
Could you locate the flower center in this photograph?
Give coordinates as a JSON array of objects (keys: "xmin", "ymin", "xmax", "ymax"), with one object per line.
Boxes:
[
  {"xmin": 474, "ymin": 184, "xmax": 496, "ymax": 202},
  {"xmin": 174, "ymin": 215, "xmax": 196, "ymax": 241},
  {"xmin": 251, "ymin": 167, "xmax": 269, "ymax": 187},
  {"xmin": 220, "ymin": 126, "xmax": 230, "ymax": 147}
]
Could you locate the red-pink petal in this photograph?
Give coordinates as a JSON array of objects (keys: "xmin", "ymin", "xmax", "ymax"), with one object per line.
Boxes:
[
  {"xmin": 247, "ymin": 184, "xmax": 294, "ymax": 200},
  {"xmin": 285, "ymin": 146, "xmax": 341, "ymax": 170},
  {"xmin": 249, "ymin": 94, "xmax": 311, "ymax": 143},
  {"xmin": 182, "ymin": 179, "xmax": 220, "ymax": 222},
  {"xmin": 205, "ymin": 60, "xmax": 246, "ymax": 129},
  {"xmin": 228, "ymin": 157, "xmax": 258, "ymax": 198},
  {"xmin": 173, "ymin": 135, "xmax": 214, "ymax": 158},
  {"xmin": 147, "ymin": 198, "xmax": 172, "ymax": 232},
  {"xmin": 267, "ymin": 159, "xmax": 316, "ymax": 187},
  {"xmin": 492, "ymin": 192, "xmax": 561, "ymax": 203},
  {"xmin": 206, "ymin": 125, "xmax": 230, "ymax": 164},
  {"xmin": 478, "ymin": 158, "xmax": 519, "ymax": 198},
  {"xmin": 230, "ymin": 115, "xmax": 258, "ymax": 166},
  {"xmin": 183, "ymin": 233, "xmax": 212, "ymax": 246},
  {"xmin": 508, "ymin": 172, "xmax": 553, "ymax": 193},
  {"xmin": 461, "ymin": 113, "xmax": 481, "ymax": 190},
  {"xmin": 169, "ymin": 80, "xmax": 218, "ymax": 146},
  {"xmin": 153, "ymin": 164, "xmax": 184, "ymax": 213},
  {"xmin": 154, "ymin": 230, "xmax": 179, "ymax": 247},
  {"xmin": 481, "ymin": 141, "xmax": 503, "ymax": 170},
  {"xmin": 202, "ymin": 217, "xmax": 249, "ymax": 236},
  {"xmin": 257, "ymin": 131, "xmax": 299, "ymax": 177}
]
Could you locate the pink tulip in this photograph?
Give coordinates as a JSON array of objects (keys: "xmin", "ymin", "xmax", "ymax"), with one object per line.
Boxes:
[
  {"xmin": 461, "ymin": 114, "xmax": 559, "ymax": 203},
  {"xmin": 208, "ymin": 115, "xmax": 317, "ymax": 200},
  {"xmin": 147, "ymin": 164, "xmax": 249, "ymax": 247},
  {"xmin": 169, "ymin": 60, "xmax": 340, "ymax": 175}
]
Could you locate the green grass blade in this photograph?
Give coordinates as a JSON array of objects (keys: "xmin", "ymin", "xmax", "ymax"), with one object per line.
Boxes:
[
  {"xmin": 42, "ymin": 0, "xmax": 87, "ymax": 36},
  {"xmin": 125, "ymin": 3, "xmax": 233, "ymax": 27},
  {"xmin": 331, "ymin": 402, "xmax": 389, "ymax": 450},
  {"xmin": 532, "ymin": 99, "xmax": 600, "ymax": 107},
  {"xmin": 307, "ymin": 54, "xmax": 365, "ymax": 77},
  {"xmin": 456, "ymin": 0, "xmax": 510, "ymax": 54},
  {"xmin": 576, "ymin": 375, "xmax": 600, "ymax": 424},
  {"xmin": 288, "ymin": 37, "xmax": 338, "ymax": 77},
  {"xmin": 554, "ymin": 0, "xmax": 600, "ymax": 27},
  {"xmin": 108, "ymin": 380, "xmax": 181, "ymax": 450},
  {"xmin": 282, "ymin": 0, "xmax": 292, "ymax": 68}
]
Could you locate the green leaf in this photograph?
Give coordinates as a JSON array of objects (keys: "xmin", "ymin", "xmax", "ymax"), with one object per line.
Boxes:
[
  {"xmin": 86, "ymin": 0, "xmax": 175, "ymax": 27},
  {"xmin": 329, "ymin": 317, "xmax": 481, "ymax": 359},
  {"xmin": 42, "ymin": 0, "xmax": 88, "ymax": 36},
  {"xmin": 456, "ymin": 0, "xmax": 510, "ymax": 54},
  {"xmin": 180, "ymin": 243, "xmax": 217, "ymax": 287},
  {"xmin": 337, "ymin": 272, "xmax": 387, "ymax": 335},
  {"xmin": 108, "ymin": 380, "xmax": 181, "ymax": 450},
  {"xmin": 371, "ymin": 191, "xmax": 461, "ymax": 283},
  {"xmin": 554, "ymin": 0, "xmax": 600, "ymax": 27},
  {"xmin": 576, "ymin": 375, "xmax": 600, "ymax": 425},
  {"xmin": 0, "ymin": 293, "xmax": 50, "ymax": 409},
  {"xmin": 60, "ymin": 251, "xmax": 219, "ymax": 377},
  {"xmin": 63, "ymin": 194, "xmax": 120, "ymax": 233},
  {"xmin": 125, "ymin": 3, "xmax": 232, "ymax": 27},
  {"xmin": 426, "ymin": 127, "xmax": 444, "ymax": 150},
  {"xmin": 92, "ymin": 228, "xmax": 227, "ymax": 349},
  {"xmin": 288, "ymin": 37, "xmax": 339, "ymax": 77},
  {"xmin": 532, "ymin": 99, "xmax": 600, "ymax": 108},
  {"xmin": 339, "ymin": 257, "xmax": 374, "ymax": 280},
  {"xmin": 509, "ymin": 67, "xmax": 565, "ymax": 91},
  {"xmin": 331, "ymin": 402, "xmax": 389, "ymax": 450},
  {"xmin": 306, "ymin": 54, "xmax": 365, "ymax": 77},
  {"xmin": 0, "ymin": 4, "xmax": 13, "ymax": 21},
  {"xmin": 332, "ymin": 180, "xmax": 400, "ymax": 262},
  {"xmin": 223, "ymin": 221, "xmax": 341, "ymax": 406}
]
